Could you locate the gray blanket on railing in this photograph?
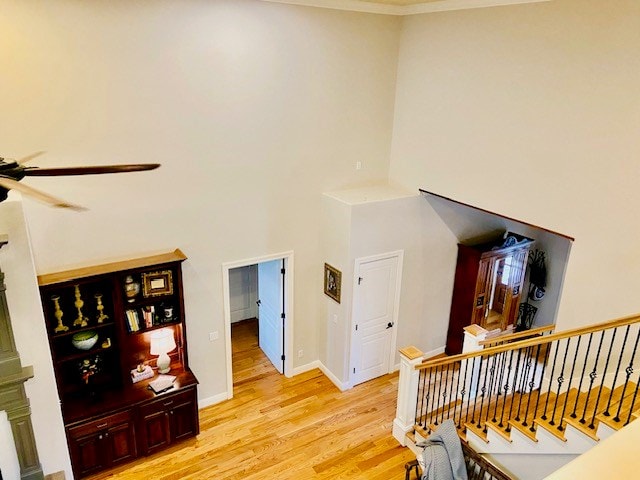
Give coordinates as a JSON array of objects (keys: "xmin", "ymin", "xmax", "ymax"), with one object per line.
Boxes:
[{"xmin": 416, "ymin": 419, "xmax": 468, "ymax": 480}]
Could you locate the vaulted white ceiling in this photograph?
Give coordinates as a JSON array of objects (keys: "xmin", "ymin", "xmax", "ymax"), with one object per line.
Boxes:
[{"xmin": 261, "ymin": 0, "xmax": 551, "ymax": 15}]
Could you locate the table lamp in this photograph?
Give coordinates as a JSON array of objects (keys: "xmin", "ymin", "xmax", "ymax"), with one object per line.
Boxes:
[{"xmin": 150, "ymin": 328, "xmax": 176, "ymax": 374}]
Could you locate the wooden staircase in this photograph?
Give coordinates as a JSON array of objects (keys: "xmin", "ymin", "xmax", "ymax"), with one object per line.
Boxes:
[
  {"xmin": 413, "ymin": 381, "xmax": 640, "ymax": 447},
  {"xmin": 394, "ymin": 314, "xmax": 640, "ymax": 476}
]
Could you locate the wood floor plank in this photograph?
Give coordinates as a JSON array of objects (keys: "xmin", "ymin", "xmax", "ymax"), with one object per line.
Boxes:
[{"xmin": 86, "ymin": 318, "xmax": 414, "ymax": 480}]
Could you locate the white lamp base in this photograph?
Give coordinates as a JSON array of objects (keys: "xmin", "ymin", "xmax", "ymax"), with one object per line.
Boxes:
[{"xmin": 157, "ymin": 352, "xmax": 171, "ymax": 374}]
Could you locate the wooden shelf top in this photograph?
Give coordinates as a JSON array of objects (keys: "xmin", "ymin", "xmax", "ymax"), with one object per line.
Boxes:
[{"xmin": 38, "ymin": 249, "xmax": 187, "ymax": 286}]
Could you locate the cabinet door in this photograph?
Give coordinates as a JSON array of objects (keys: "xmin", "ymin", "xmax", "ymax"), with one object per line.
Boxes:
[
  {"xmin": 107, "ymin": 420, "xmax": 137, "ymax": 466},
  {"xmin": 67, "ymin": 410, "xmax": 136, "ymax": 478},
  {"xmin": 68, "ymin": 431, "xmax": 107, "ymax": 478},
  {"xmin": 170, "ymin": 389, "xmax": 199, "ymax": 442},
  {"xmin": 139, "ymin": 388, "xmax": 199, "ymax": 454},
  {"xmin": 471, "ymin": 257, "xmax": 492, "ymax": 325},
  {"xmin": 139, "ymin": 407, "xmax": 171, "ymax": 455},
  {"xmin": 503, "ymin": 248, "xmax": 529, "ymax": 329}
]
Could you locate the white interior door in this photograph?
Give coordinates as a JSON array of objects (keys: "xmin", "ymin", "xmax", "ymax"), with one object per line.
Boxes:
[
  {"xmin": 351, "ymin": 253, "xmax": 402, "ymax": 386},
  {"xmin": 258, "ymin": 259, "xmax": 284, "ymax": 374}
]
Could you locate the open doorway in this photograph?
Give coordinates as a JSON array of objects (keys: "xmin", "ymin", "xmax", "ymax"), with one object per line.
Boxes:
[{"xmin": 222, "ymin": 252, "xmax": 294, "ymax": 399}]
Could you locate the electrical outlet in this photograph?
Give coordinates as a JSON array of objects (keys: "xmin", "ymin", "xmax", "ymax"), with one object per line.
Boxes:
[
  {"xmin": 209, "ymin": 331, "xmax": 219, "ymax": 341},
  {"xmin": 298, "ymin": 349, "xmax": 304, "ymax": 358},
  {"xmin": 356, "ymin": 161, "xmax": 362, "ymax": 170}
]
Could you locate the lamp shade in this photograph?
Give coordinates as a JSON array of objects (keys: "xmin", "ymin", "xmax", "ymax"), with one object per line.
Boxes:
[{"xmin": 150, "ymin": 329, "xmax": 176, "ymax": 355}]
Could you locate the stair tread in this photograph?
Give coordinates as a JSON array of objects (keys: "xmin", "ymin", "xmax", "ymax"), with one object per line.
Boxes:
[
  {"xmin": 563, "ymin": 416, "xmax": 600, "ymax": 441},
  {"xmin": 596, "ymin": 382, "xmax": 640, "ymax": 431},
  {"xmin": 465, "ymin": 421, "xmax": 489, "ymax": 443},
  {"xmin": 533, "ymin": 417, "xmax": 568, "ymax": 442},
  {"xmin": 485, "ymin": 421, "xmax": 513, "ymax": 442},
  {"xmin": 508, "ymin": 420, "xmax": 538, "ymax": 442}
]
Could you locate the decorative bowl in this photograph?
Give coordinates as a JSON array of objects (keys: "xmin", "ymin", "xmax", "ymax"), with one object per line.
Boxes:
[{"xmin": 72, "ymin": 330, "xmax": 99, "ymax": 351}]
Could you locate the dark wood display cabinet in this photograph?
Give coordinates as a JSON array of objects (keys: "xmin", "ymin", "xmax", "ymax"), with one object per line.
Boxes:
[
  {"xmin": 445, "ymin": 233, "xmax": 534, "ymax": 355},
  {"xmin": 37, "ymin": 249, "xmax": 199, "ymax": 479}
]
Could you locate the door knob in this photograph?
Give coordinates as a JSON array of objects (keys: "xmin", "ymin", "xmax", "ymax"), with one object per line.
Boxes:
[{"xmin": 386, "ymin": 322, "xmax": 394, "ymax": 329}]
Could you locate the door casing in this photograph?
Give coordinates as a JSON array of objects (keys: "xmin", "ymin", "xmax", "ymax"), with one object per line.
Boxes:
[
  {"xmin": 349, "ymin": 250, "xmax": 403, "ymax": 389},
  {"xmin": 222, "ymin": 251, "xmax": 294, "ymax": 399}
]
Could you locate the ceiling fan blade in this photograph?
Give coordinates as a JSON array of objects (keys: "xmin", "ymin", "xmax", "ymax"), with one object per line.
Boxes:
[
  {"xmin": 0, "ymin": 176, "xmax": 86, "ymax": 211},
  {"xmin": 23, "ymin": 163, "xmax": 161, "ymax": 176},
  {"xmin": 16, "ymin": 151, "xmax": 46, "ymax": 164}
]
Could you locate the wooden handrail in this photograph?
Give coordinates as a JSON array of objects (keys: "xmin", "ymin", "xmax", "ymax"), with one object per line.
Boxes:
[
  {"xmin": 417, "ymin": 313, "xmax": 640, "ymax": 370},
  {"xmin": 478, "ymin": 324, "xmax": 555, "ymax": 346}
]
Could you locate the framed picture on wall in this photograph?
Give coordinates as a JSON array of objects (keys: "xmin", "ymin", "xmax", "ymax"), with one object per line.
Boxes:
[{"xmin": 324, "ymin": 263, "xmax": 341, "ymax": 303}]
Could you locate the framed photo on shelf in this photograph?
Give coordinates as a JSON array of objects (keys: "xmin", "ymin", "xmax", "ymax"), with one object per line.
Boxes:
[
  {"xmin": 324, "ymin": 263, "xmax": 341, "ymax": 303},
  {"xmin": 142, "ymin": 270, "xmax": 173, "ymax": 297}
]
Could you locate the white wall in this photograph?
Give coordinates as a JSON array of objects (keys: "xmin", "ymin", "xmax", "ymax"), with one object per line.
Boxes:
[
  {"xmin": 390, "ymin": 0, "xmax": 640, "ymax": 331},
  {"xmin": 319, "ymin": 193, "xmax": 352, "ymax": 386},
  {"xmin": 0, "ymin": 0, "xmax": 400, "ymax": 404},
  {"xmin": 0, "ymin": 200, "xmax": 73, "ymax": 478},
  {"xmin": 320, "ymin": 186, "xmax": 456, "ymax": 385},
  {"xmin": 229, "ymin": 264, "xmax": 258, "ymax": 323},
  {"xmin": 350, "ymin": 195, "xmax": 455, "ymax": 361}
]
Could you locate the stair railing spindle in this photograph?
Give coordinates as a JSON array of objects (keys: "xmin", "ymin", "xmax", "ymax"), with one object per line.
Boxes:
[
  {"xmin": 477, "ymin": 355, "xmax": 492, "ymax": 430},
  {"xmin": 483, "ymin": 354, "xmax": 500, "ymax": 433},
  {"xmin": 467, "ymin": 356, "xmax": 480, "ymax": 432},
  {"xmin": 625, "ymin": 371, "xmax": 640, "ymax": 426},
  {"xmin": 589, "ymin": 328, "xmax": 618, "ymax": 430},
  {"xmin": 491, "ymin": 351, "xmax": 503, "ymax": 423},
  {"xmin": 549, "ymin": 338, "xmax": 571, "ymax": 429},
  {"xmin": 615, "ymin": 328, "xmax": 640, "ymax": 422},
  {"xmin": 571, "ymin": 333, "xmax": 594, "ymax": 419},
  {"xmin": 444, "ymin": 363, "xmax": 456, "ymax": 425},
  {"xmin": 434, "ymin": 364, "xmax": 445, "ymax": 427},
  {"xmin": 499, "ymin": 349, "xmax": 516, "ymax": 428},
  {"xmin": 580, "ymin": 330, "xmax": 606, "ymax": 425},
  {"xmin": 452, "ymin": 360, "xmax": 464, "ymax": 428},
  {"xmin": 541, "ymin": 339, "xmax": 561, "ymax": 421},
  {"xmin": 455, "ymin": 359, "xmax": 466, "ymax": 430},
  {"xmin": 416, "ymin": 368, "xmax": 427, "ymax": 428},
  {"xmin": 530, "ymin": 343, "xmax": 550, "ymax": 432},
  {"xmin": 558, "ymin": 335, "xmax": 582, "ymax": 430},
  {"xmin": 512, "ymin": 346, "xmax": 526, "ymax": 424},
  {"xmin": 603, "ymin": 325, "xmax": 631, "ymax": 417},
  {"xmin": 428, "ymin": 365, "xmax": 440, "ymax": 429},
  {"xmin": 439, "ymin": 362, "xmax": 451, "ymax": 425}
]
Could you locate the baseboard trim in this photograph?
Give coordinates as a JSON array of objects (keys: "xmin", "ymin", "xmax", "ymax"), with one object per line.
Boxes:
[
  {"xmin": 199, "ymin": 391, "xmax": 229, "ymax": 409},
  {"xmin": 317, "ymin": 362, "xmax": 349, "ymax": 391},
  {"xmin": 292, "ymin": 360, "xmax": 321, "ymax": 376},
  {"xmin": 202, "ymin": 359, "xmax": 348, "ymax": 407}
]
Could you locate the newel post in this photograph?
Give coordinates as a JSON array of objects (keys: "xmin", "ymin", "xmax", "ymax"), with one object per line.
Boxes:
[{"xmin": 392, "ymin": 346, "xmax": 424, "ymax": 446}]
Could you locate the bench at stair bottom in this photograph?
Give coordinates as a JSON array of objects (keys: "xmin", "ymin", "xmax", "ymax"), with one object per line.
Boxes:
[{"xmin": 404, "ymin": 441, "xmax": 512, "ymax": 480}]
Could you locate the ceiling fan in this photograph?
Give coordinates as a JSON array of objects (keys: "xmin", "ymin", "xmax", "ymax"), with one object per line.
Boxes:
[{"xmin": 0, "ymin": 152, "xmax": 160, "ymax": 211}]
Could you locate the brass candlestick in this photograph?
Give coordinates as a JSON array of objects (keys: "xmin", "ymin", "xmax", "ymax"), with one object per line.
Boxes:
[
  {"xmin": 51, "ymin": 295, "xmax": 68, "ymax": 333},
  {"xmin": 94, "ymin": 293, "xmax": 109, "ymax": 323},
  {"xmin": 73, "ymin": 285, "xmax": 88, "ymax": 327}
]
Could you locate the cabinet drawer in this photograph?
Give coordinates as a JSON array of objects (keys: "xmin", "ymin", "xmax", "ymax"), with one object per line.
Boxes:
[
  {"xmin": 68, "ymin": 410, "xmax": 133, "ymax": 439},
  {"xmin": 140, "ymin": 388, "xmax": 195, "ymax": 415}
]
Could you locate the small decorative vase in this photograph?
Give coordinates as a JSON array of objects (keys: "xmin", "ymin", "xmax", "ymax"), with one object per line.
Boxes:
[
  {"xmin": 73, "ymin": 285, "xmax": 88, "ymax": 327},
  {"xmin": 52, "ymin": 295, "xmax": 68, "ymax": 333},
  {"xmin": 124, "ymin": 275, "xmax": 140, "ymax": 303},
  {"xmin": 95, "ymin": 293, "xmax": 109, "ymax": 323}
]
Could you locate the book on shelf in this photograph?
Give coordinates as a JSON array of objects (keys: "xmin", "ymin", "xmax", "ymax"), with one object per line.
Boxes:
[
  {"xmin": 142, "ymin": 306, "xmax": 154, "ymax": 328},
  {"xmin": 125, "ymin": 309, "xmax": 140, "ymax": 332}
]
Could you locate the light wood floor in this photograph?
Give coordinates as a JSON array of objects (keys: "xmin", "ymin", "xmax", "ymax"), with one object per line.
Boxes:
[{"xmin": 88, "ymin": 318, "xmax": 414, "ymax": 479}]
